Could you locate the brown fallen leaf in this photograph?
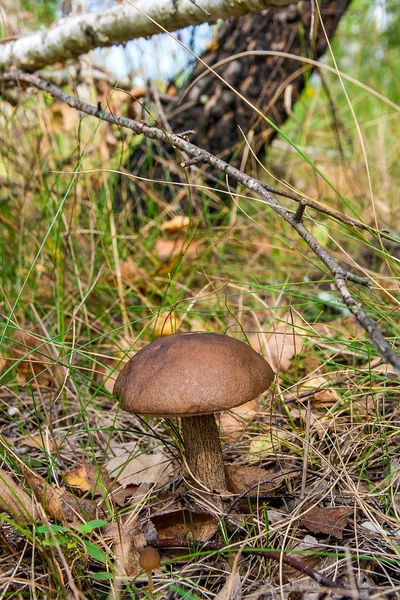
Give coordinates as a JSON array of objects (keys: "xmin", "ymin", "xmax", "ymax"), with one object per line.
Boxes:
[
  {"xmin": 6, "ymin": 329, "xmax": 64, "ymax": 388},
  {"xmin": 118, "ymin": 256, "xmax": 148, "ymax": 284},
  {"xmin": 105, "ymin": 448, "xmax": 174, "ymax": 488},
  {"xmin": 64, "ymin": 463, "xmax": 99, "ymax": 493},
  {"xmin": 151, "ymin": 509, "xmax": 218, "ymax": 541},
  {"xmin": 109, "ymin": 484, "xmax": 140, "ymax": 507},
  {"xmin": 247, "ymin": 311, "xmax": 304, "ymax": 373},
  {"xmin": 105, "ymin": 519, "xmax": 147, "ymax": 577},
  {"xmin": 155, "ymin": 237, "xmax": 201, "ymax": 262},
  {"xmin": 265, "ymin": 312, "xmax": 304, "ymax": 372},
  {"xmin": 281, "ymin": 535, "xmax": 322, "ymax": 582},
  {"xmin": 0, "ymin": 468, "xmax": 38, "ymax": 525},
  {"xmin": 20, "ymin": 433, "xmax": 58, "ymax": 454},
  {"xmin": 300, "ymin": 506, "xmax": 351, "ymax": 540},
  {"xmin": 225, "ymin": 464, "xmax": 284, "ymax": 495},
  {"xmin": 219, "ymin": 399, "xmax": 259, "ymax": 442},
  {"xmin": 22, "ymin": 468, "xmax": 96, "ymax": 523},
  {"xmin": 214, "ymin": 572, "xmax": 242, "ymax": 600}
]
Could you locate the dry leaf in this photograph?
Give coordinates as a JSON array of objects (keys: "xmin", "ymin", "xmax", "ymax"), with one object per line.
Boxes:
[
  {"xmin": 155, "ymin": 237, "xmax": 201, "ymax": 262},
  {"xmin": 109, "ymin": 484, "xmax": 140, "ymax": 507},
  {"xmin": 214, "ymin": 572, "xmax": 242, "ymax": 600},
  {"xmin": 23, "ymin": 468, "xmax": 96, "ymax": 522},
  {"xmin": 6, "ymin": 329, "xmax": 63, "ymax": 388},
  {"xmin": 118, "ymin": 256, "xmax": 148, "ymax": 284},
  {"xmin": 64, "ymin": 463, "xmax": 99, "ymax": 493},
  {"xmin": 225, "ymin": 464, "xmax": 284, "ymax": 495},
  {"xmin": 265, "ymin": 312, "xmax": 304, "ymax": 372},
  {"xmin": 105, "ymin": 448, "xmax": 174, "ymax": 488},
  {"xmin": 106, "ymin": 520, "xmax": 147, "ymax": 577},
  {"xmin": 288, "ymin": 407, "xmax": 335, "ymax": 439},
  {"xmin": 20, "ymin": 433, "xmax": 58, "ymax": 453},
  {"xmin": 161, "ymin": 216, "xmax": 193, "ymax": 233},
  {"xmin": 220, "ymin": 399, "xmax": 259, "ymax": 442},
  {"xmin": 281, "ymin": 535, "xmax": 321, "ymax": 582},
  {"xmin": 247, "ymin": 312, "xmax": 303, "ymax": 372},
  {"xmin": 152, "ymin": 312, "xmax": 178, "ymax": 337},
  {"xmin": 151, "ymin": 509, "xmax": 218, "ymax": 541},
  {"xmin": 247, "ymin": 430, "xmax": 291, "ymax": 463},
  {"xmin": 300, "ymin": 374, "xmax": 340, "ymax": 406},
  {"xmin": 0, "ymin": 468, "xmax": 38, "ymax": 525},
  {"xmin": 300, "ymin": 506, "xmax": 351, "ymax": 540}
]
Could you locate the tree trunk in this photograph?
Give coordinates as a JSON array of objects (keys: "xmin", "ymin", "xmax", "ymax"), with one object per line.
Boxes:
[{"xmin": 123, "ymin": 0, "xmax": 351, "ymax": 209}]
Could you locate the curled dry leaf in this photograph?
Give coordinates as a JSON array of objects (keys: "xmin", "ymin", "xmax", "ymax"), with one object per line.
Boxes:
[
  {"xmin": 105, "ymin": 448, "xmax": 174, "ymax": 489},
  {"xmin": 64, "ymin": 462, "xmax": 109, "ymax": 495},
  {"xmin": 151, "ymin": 509, "xmax": 218, "ymax": 542},
  {"xmin": 109, "ymin": 484, "xmax": 140, "ymax": 507},
  {"xmin": 0, "ymin": 468, "xmax": 38, "ymax": 525},
  {"xmin": 23, "ymin": 468, "xmax": 97, "ymax": 523},
  {"xmin": 300, "ymin": 506, "xmax": 352, "ymax": 540},
  {"xmin": 161, "ymin": 215, "xmax": 194, "ymax": 233},
  {"xmin": 247, "ymin": 311, "xmax": 304, "ymax": 373},
  {"xmin": 219, "ymin": 399, "xmax": 259, "ymax": 442},
  {"xmin": 214, "ymin": 572, "xmax": 242, "ymax": 600}
]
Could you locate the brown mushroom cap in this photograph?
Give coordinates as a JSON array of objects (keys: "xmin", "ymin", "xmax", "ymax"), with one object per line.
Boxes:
[
  {"xmin": 114, "ymin": 332, "xmax": 274, "ymax": 417},
  {"xmin": 139, "ymin": 546, "xmax": 161, "ymax": 571}
]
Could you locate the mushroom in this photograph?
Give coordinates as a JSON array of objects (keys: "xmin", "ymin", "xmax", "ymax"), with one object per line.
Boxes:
[
  {"xmin": 139, "ymin": 546, "xmax": 160, "ymax": 598},
  {"xmin": 113, "ymin": 333, "xmax": 274, "ymax": 493}
]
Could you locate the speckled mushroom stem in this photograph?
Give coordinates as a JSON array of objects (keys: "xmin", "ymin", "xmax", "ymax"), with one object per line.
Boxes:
[{"xmin": 181, "ymin": 414, "xmax": 227, "ymax": 493}]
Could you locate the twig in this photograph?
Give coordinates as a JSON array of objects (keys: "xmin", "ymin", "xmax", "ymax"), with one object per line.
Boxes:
[
  {"xmin": 152, "ymin": 538, "xmax": 355, "ymax": 594},
  {"xmin": 1, "ymin": 71, "xmax": 399, "ymax": 374}
]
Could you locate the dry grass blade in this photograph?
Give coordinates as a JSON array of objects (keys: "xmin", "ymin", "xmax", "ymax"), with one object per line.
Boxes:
[
  {"xmin": 21, "ymin": 467, "xmax": 97, "ymax": 523},
  {"xmin": 0, "ymin": 467, "xmax": 38, "ymax": 525}
]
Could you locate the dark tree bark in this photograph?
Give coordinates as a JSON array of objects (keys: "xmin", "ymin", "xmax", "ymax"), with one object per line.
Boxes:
[{"xmin": 121, "ymin": 0, "xmax": 351, "ymax": 210}]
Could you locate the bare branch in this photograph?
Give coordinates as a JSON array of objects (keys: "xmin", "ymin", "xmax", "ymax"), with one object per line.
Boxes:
[
  {"xmin": 1, "ymin": 71, "xmax": 399, "ymax": 374},
  {"xmin": 0, "ymin": 0, "xmax": 292, "ymax": 73}
]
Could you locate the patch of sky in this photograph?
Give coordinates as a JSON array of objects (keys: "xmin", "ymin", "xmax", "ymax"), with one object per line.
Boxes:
[{"xmin": 92, "ymin": 23, "xmax": 213, "ymax": 86}]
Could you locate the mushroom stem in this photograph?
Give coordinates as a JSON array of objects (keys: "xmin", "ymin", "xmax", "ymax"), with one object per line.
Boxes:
[
  {"xmin": 147, "ymin": 571, "xmax": 154, "ymax": 599},
  {"xmin": 181, "ymin": 414, "xmax": 227, "ymax": 492}
]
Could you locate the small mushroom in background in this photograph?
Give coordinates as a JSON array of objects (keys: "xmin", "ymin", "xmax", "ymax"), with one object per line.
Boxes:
[
  {"xmin": 113, "ymin": 333, "xmax": 274, "ymax": 493},
  {"xmin": 139, "ymin": 546, "xmax": 160, "ymax": 598}
]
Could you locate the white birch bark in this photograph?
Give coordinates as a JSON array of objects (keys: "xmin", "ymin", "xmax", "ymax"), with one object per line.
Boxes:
[{"xmin": 0, "ymin": 0, "xmax": 292, "ymax": 73}]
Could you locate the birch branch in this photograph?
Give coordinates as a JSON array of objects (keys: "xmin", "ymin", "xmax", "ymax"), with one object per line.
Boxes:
[
  {"xmin": 1, "ymin": 71, "xmax": 399, "ymax": 375},
  {"xmin": 0, "ymin": 0, "xmax": 292, "ymax": 73}
]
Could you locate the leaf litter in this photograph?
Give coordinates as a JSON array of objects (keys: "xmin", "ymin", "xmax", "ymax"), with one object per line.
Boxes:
[{"xmin": 2, "ymin": 301, "xmax": 399, "ymax": 597}]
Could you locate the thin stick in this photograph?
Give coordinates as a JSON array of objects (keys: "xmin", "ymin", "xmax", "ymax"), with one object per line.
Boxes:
[{"xmin": 153, "ymin": 537, "xmax": 360, "ymax": 595}]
